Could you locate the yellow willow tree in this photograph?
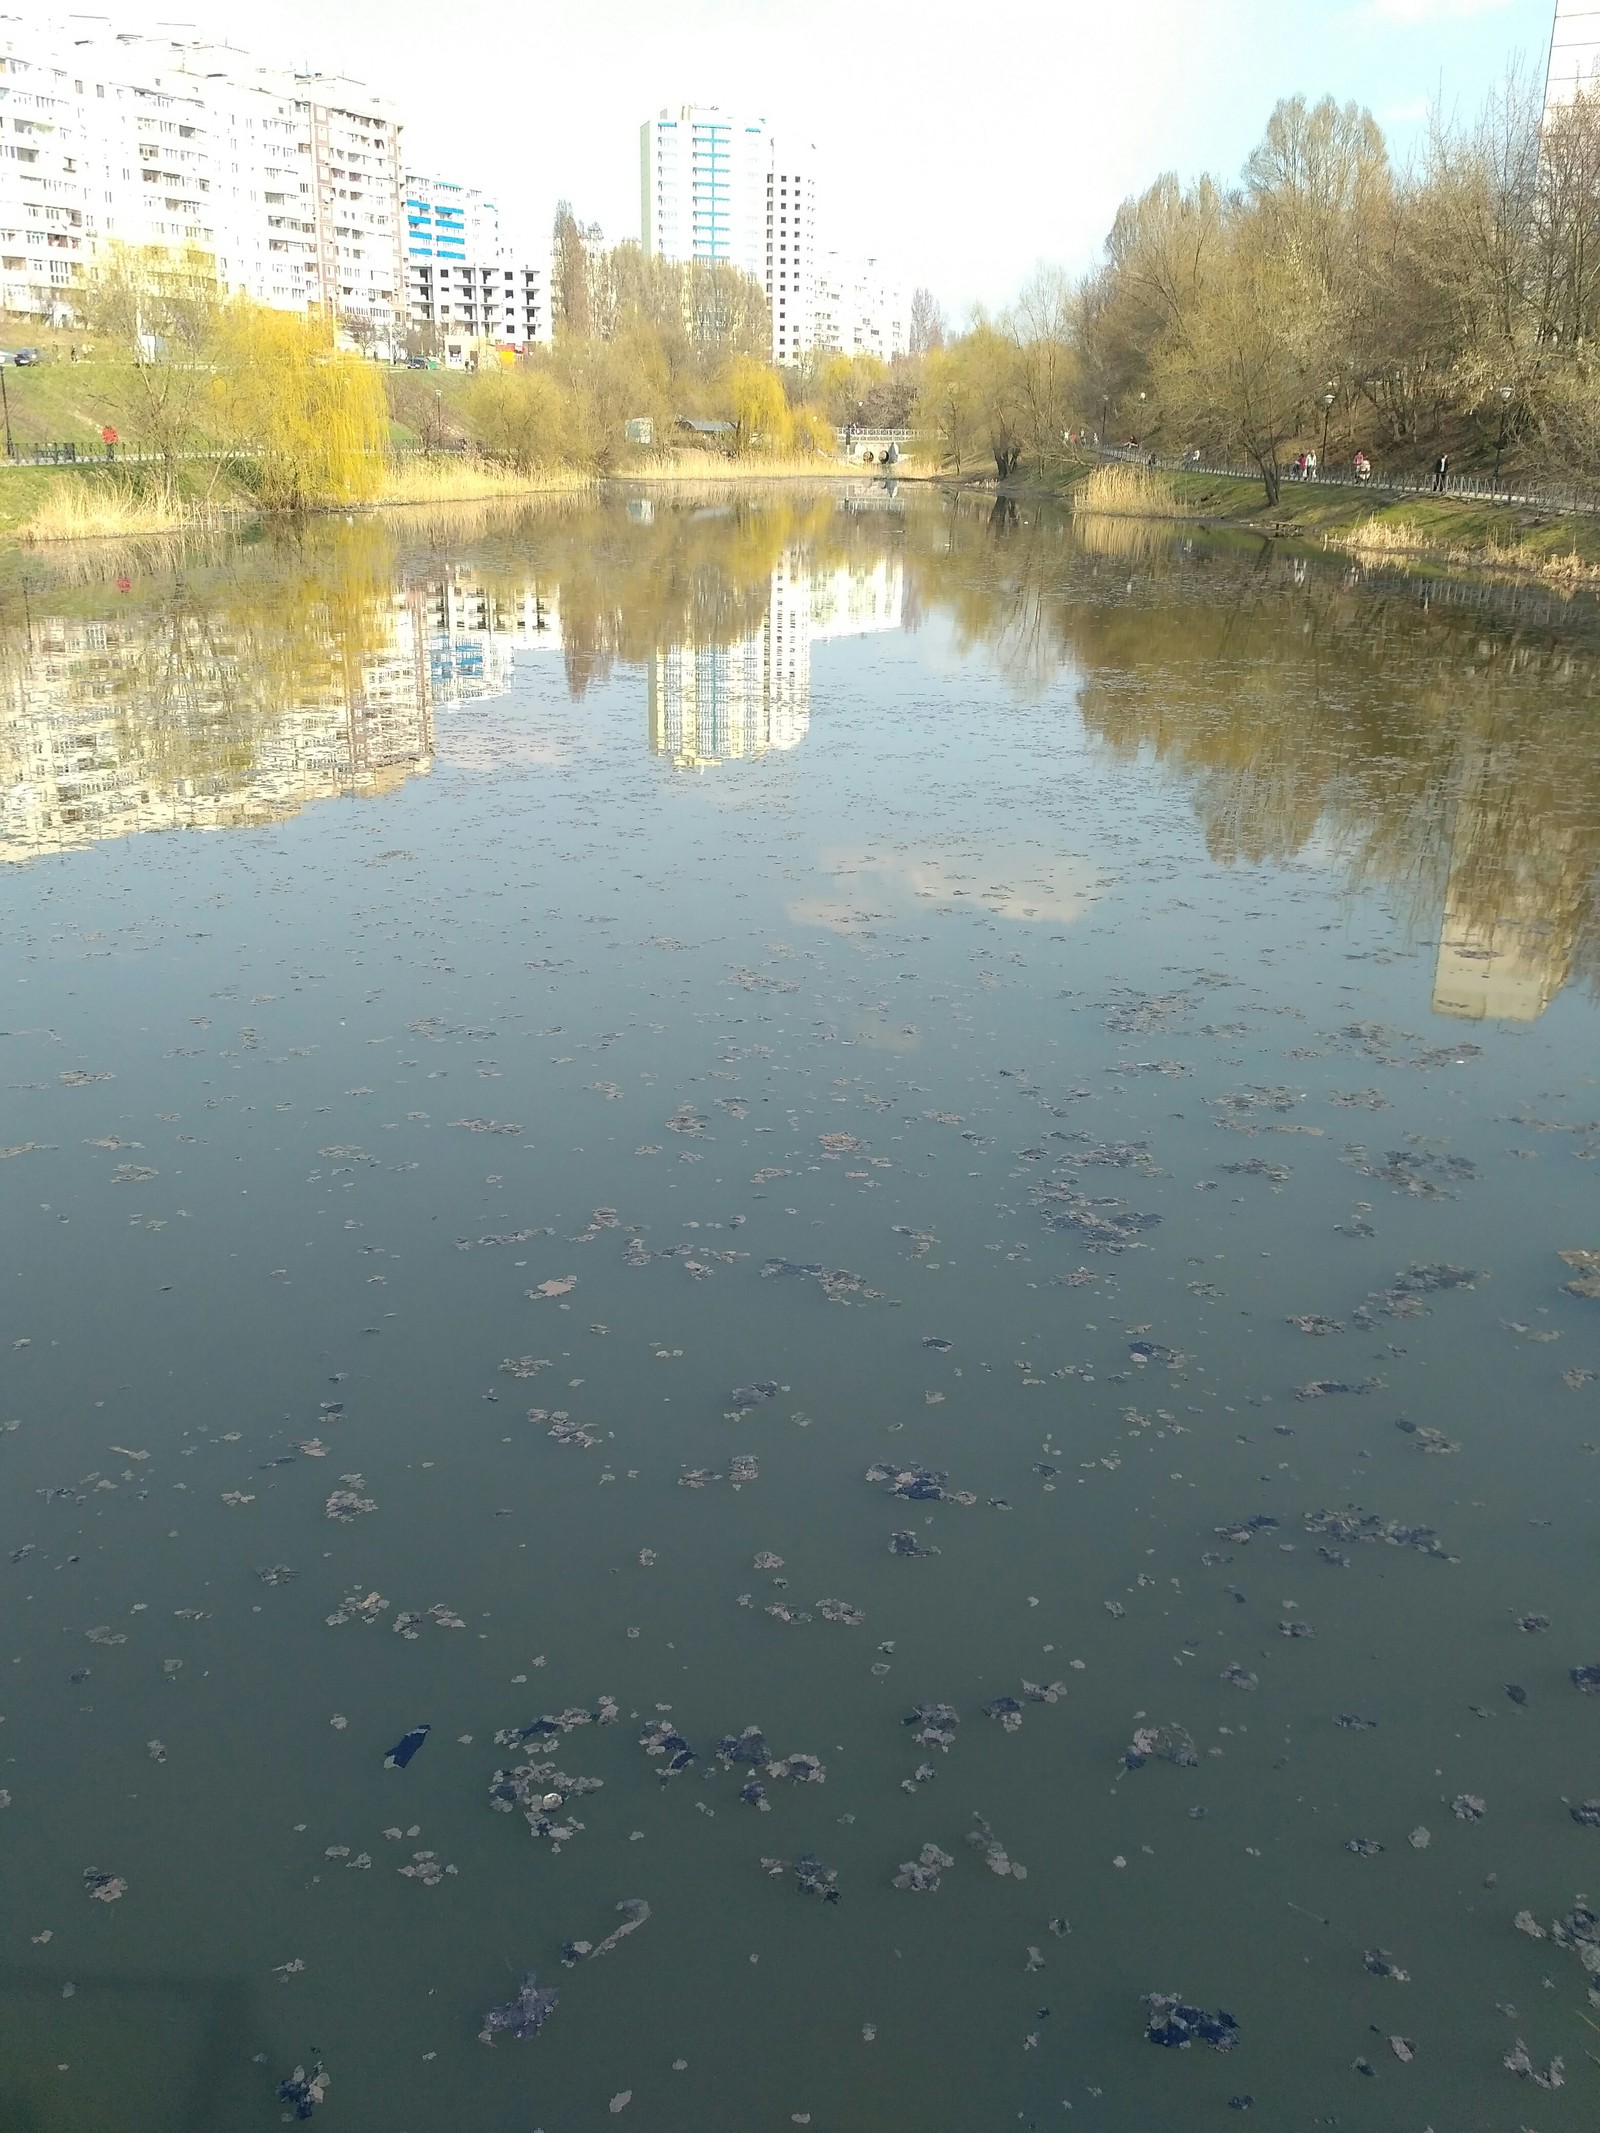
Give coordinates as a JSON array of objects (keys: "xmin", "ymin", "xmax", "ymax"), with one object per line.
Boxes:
[
  {"xmin": 215, "ymin": 305, "xmax": 388, "ymax": 509},
  {"xmin": 723, "ymin": 356, "xmax": 792, "ymax": 455}
]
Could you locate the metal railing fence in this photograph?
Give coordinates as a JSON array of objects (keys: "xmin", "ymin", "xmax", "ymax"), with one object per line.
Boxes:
[{"xmin": 1093, "ymin": 440, "xmax": 1600, "ymax": 517}]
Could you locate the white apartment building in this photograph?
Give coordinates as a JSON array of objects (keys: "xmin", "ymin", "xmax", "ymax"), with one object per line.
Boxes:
[
  {"xmin": 1547, "ymin": 0, "xmax": 1600, "ymax": 106},
  {"xmin": 639, "ymin": 103, "xmax": 906, "ymax": 365},
  {"xmin": 813, "ymin": 250, "xmax": 907, "ymax": 361},
  {"xmin": 403, "ymin": 171, "xmax": 547, "ymax": 354},
  {"xmin": 766, "ymin": 141, "xmax": 815, "ymax": 367},
  {"xmin": 0, "ymin": 18, "xmax": 405, "ymax": 340},
  {"xmin": 297, "ymin": 71, "xmax": 404, "ymax": 335},
  {"xmin": 641, "ymin": 105, "xmax": 769, "ymax": 284},
  {"xmin": 0, "ymin": 28, "xmax": 90, "ymax": 320}
]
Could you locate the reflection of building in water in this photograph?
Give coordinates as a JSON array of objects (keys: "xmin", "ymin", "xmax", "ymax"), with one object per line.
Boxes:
[
  {"xmin": 420, "ymin": 576, "xmax": 562, "ymax": 707},
  {"xmin": 1430, "ymin": 766, "xmax": 1575, "ymax": 1021},
  {"xmin": 649, "ymin": 549, "xmax": 902, "ymax": 769},
  {"xmin": 1433, "ymin": 909, "xmax": 1569, "ymax": 1023},
  {"xmin": 0, "ymin": 594, "xmax": 435, "ymax": 864},
  {"xmin": 1433, "ymin": 891, "xmax": 1572, "ymax": 1023}
]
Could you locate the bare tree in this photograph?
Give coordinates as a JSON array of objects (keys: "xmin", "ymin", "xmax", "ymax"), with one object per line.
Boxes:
[
  {"xmin": 551, "ymin": 200, "xmax": 602, "ymax": 339},
  {"xmin": 909, "ymin": 286, "xmax": 945, "ymax": 354}
]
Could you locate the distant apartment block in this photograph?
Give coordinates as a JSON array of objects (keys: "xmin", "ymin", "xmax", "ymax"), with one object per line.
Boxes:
[
  {"xmin": 766, "ymin": 142, "xmax": 816, "ymax": 367},
  {"xmin": 0, "ymin": 17, "xmax": 468, "ymax": 348},
  {"xmin": 641, "ymin": 105, "xmax": 769, "ymax": 283},
  {"xmin": 403, "ymin": 171, "xmax": 547, "ymax": 354},
  {"xmin": 639, "ymin": 102, "xmax": 904, "ymax": 365},
  {"xmin": 1547, "ymin": 0, "xmax": 1600, "ymax": 106},
  {"xmin": 813, "ymin": 250, "xmax": 907, "ymax": 361}
]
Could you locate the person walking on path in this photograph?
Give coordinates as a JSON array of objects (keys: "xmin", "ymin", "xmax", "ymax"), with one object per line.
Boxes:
[{"xmin": 1432, "ymin": 452, "xmax": 1449, "ymax": 492}]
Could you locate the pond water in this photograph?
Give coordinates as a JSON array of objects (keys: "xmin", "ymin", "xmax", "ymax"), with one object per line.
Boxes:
[{"xmin": 2, "ymin": 488, "xmax": 1598, "ymax": 2132}]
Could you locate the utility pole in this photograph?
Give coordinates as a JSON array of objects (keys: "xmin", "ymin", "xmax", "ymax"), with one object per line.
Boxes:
[{"xmin": 0, "ymin": 361, "xmax": 13, "ymax": 460}]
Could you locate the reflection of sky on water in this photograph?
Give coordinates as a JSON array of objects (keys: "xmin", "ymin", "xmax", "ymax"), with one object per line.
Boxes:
[{"xmin": 789, "ymin": 845, "xmax": 1102, "ymax": 934}]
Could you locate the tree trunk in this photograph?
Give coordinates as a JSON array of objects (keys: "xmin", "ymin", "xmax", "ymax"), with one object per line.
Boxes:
[{"xmin": 1254, "ymin": 453, "xmax": 1280, "ymax": 506}]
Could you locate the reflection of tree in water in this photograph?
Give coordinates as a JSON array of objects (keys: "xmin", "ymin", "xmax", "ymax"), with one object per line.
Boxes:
[
  {"xmin": 458, "ymin": 493, "xmax": 904, "ymax": 701},
  {"xmin": 0, "ymin": 520, "xmax": 422, "ymax": 853},
  {"xmin": 9, "ymin": 492, "xmax": 1594, "ymax": 1014},
  {"xmin": 903, "ymin": 502, "xmax": 1600, "ymax": 1011}
]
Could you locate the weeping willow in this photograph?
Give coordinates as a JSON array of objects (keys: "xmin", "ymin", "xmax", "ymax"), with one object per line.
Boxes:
[{"xmin": 215, "ymin": 306, "xmax": 389, "ymax": 510}]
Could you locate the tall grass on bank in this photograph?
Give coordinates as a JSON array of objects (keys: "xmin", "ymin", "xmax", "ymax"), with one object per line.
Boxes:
[
  {"xmin": 377, "ymin": 456, "xmax": 593, "ymax": 508},
  {"xmin": 625, "ymin": 450, "xmax": 911, "ymax": 482},
  {"xmin": 19, "ymin": 476, "xmax": 224, "ymax": 543},
  {"xmin": 1072, "ymin": 462, "xmax": 1181, "ymax": 518},
  {"xmin": 1325, "ymin": 515, "xmax": 1598, "ymax": 587}
]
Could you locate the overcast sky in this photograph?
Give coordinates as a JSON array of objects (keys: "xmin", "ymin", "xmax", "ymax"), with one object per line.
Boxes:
[{"xmin": 112, "ymin": 0, "xmax": 1555, "ymax": 311}]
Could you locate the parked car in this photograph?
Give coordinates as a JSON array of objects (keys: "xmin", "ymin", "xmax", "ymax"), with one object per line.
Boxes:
[
  {"xmin": 12, "ymin": 348, "xmax": 42, "ymax": 365},
  {"xmin": 406, "ymin": 356, "xmax": 432, "ymax": 370}
]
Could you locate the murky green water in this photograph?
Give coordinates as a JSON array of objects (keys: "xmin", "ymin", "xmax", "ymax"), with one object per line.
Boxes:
[{"xmin": 3, "ymin": 490, "xmax": 1599, "ymax": 2132}]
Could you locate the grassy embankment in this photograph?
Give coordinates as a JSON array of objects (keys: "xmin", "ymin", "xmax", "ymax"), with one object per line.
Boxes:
[
  {"xmin": 1068, "ymin": 457, "xmax": 1600, "ymax": 587},
  {"xmin": 0, "ymin": 355, "xmax": 911, "ymax": 539}
]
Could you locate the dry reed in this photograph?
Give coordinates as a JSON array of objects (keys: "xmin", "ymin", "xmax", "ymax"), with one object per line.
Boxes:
[
  {"xmin": 625, "ymin": 450, "xmax": 913, "ymax": 483},
  {"xmin": 1072, "ymin": 462, "xmax": 1181, "ymax": 518},
  {"xmin": 19, "ymin": 477, "xmax": 224, "ymax": 544},
  {"xmin": 376, "ymin": 457, "xmax": 591, "ymax": 507},
  {"xmin": 1325, "ymin": 516, "xmax": 1599, "ymax": 586}
]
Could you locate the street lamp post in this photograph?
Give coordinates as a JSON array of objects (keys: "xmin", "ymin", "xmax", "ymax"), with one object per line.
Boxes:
[
  {"xmin": 0, "ymin": 361, "xmax": 13, "ymax": 460},
  {"xmin": 1494, "ymin": 384, "xmax": 1513, "ymax": 490},
  {"xmin": 1320, "ymin": 389, "xmax": 1336, "ymax": 472}
]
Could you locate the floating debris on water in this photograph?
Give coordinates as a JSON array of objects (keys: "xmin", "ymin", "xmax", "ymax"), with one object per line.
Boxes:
[
  {"xmin": 478, "ymin": 1975, "xmax": 559, "ymax": 2045},
  {"xmin": 768, "ymin": 1753, "xmax": 826, "ymax": 1784},
  {"xmin": 1503, "ymin": 2038, "xmax": 1566, "ymax": 2089},
  {"xmin": 562, "ymin": 1897, "xmax": 650, "ymax": 1964},
  {"xmin": 384, "ymin": 1725, "xmax": 431, "ymax": 1770},
  {"xmin": 1557, "ymin": 1247, "xmax": 1600, "ymax": 1301},
  {"xmin": 639, "ymin": 1719, "xmax": 696, "ymax": 1773},
  {"xmin": 276, "ymin": 2060, "xmax": 329, "ymax": 2118},
  {"xmin": 1124, "ymin": 1722, "xmax": 1198, "ymax": 1770},
  {"xmin": 1144, "ymin": 1995, "xmax": 1240, "ymax": 2052},
  {"xmin": 968, "ymin": 1812, "xmax": 1026, "ymax": 1878},
  {"xmin": 865, "ymin": 1462, "xmax": 977, "ymax": 1505},
  {"xmin": 728, "ymin": 1381, "xmax": 779, "ymax": 1414},
  {"xmin": 763, "ymin": 1854, "xmax": 840, "ymax": 1902},
  {"xmin": 894, "ymin": 1843, "xmax": 954, "ymax": 1892},
  {"xmin": 1303, "ymin": 1508, "xmax": 1447, "ymax": 1557},
  {"xmin": 904, "ymin": 1702, "xmax": 960, "ymax": 1750}
]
